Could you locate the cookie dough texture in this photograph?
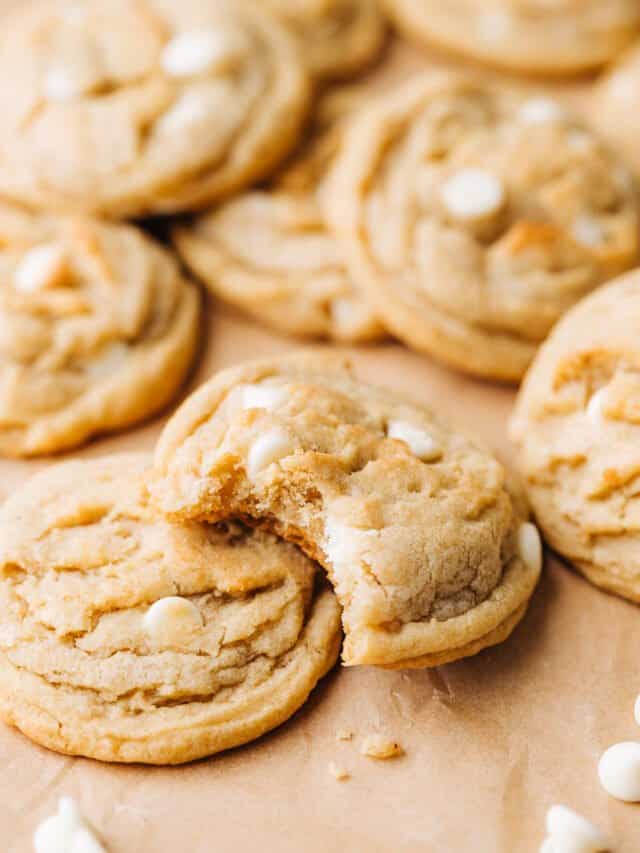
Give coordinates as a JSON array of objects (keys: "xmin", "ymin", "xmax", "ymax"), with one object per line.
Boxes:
[
  {"xmin": 151, "ymin": 353, "xmax": 541, "ymax": 668},
  {"xmin": 0, "ymin": 208, "xmax": 199, "ymax": 457},
  {"xmin": 326, "ymin": 74, "xmax": 639, "ymax": 382},
  {"xmin": 510, "ymin": 270, "xmax": 640, "ymax": 603},
  {"xmin": 0, "ymin": 0, "xmax": 311, "ymax": 217},
  {"xmin": 173, "ymin": 89, "xmax": 384, "ymax": 344},
  {"xmin": 385, "ymin": 0, "xmax": 640, "ymax": 74},
  {"xmin": 593, "ymin": 45, "xmax": 640, "ymax": 178},
  {"xmin": 0, "ymin": 455, "xmax": 341, "ymax": 764},
  {"xmin": 261, "ymin": 0, "xmax": 385, "ymax": 79}
]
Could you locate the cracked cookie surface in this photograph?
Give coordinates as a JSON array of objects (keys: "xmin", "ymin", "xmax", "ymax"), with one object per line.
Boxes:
[
  {"xmin": 385, "ymin": 0, "xmax": 640, "ymax": 74},
  {"xmin": 326, "ymin": 74, "xmax": 639, "ymax": 382},
  {"xmin": 0, "ymin": 454, "xmax": 341, "ymax": 764},
  {"xmin": 151, "ymin": 352, "xmax": 541, "ymax": 668},
  {"xmin": 510, "ymin": 270, "xmax": 640, "ymax": 603},
  {"xmin": 173, "ymin": 88, "xmax": 384, "ymax": 344},
  {"xmin": 0, "ymin": 0, "xmax": 311, "ymax": 217},
  {"xmin": 0, "ymin": 207, "xmax": 199, "ymax": 457}
]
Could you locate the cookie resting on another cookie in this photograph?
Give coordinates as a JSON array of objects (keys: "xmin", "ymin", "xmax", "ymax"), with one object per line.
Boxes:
[
  {"xmin": 0, "ymin": 0, "xmax": 311, "ymax": 217},
  {"xmin": 173, "ymin": 88, "xmax": 384, "ymax": 344},
  {"xmin": 151, "ymin": 353, "xmax": 542, "ymax": 669},
  {"xmin": 260, "ymin": 0, "xmax": 385, "ymax": 80},
  {"xmin": 0, "ymin": 206, "xmax": 199, "ymax": 457},
  {"xmin": 510, "ymin": 270, "xmax": 640, "ymax": 604},
  {"xmin": 326, "ymin": 74, "xmax": 639, "ymax": 382},
  {"xmin": 385, "ymin": 0, "xmax": 640, "ymax": 74},
  {"xmin": 0, "ymin": 455, "xmax": 341, "ymax": 764}
]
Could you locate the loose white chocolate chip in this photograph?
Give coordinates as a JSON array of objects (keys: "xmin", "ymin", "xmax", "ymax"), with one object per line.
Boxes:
[
  {"xmin": 517, "ymin": 522, "xmax": 543, "ymax": 575},
  {"xmin": 14, "ymin": 244, "xmax": 68, "ymax": 293},
  {"xmin": 143, "ymin": 596, "xmax": 203, "ymax": 646},
  {"xmin": 518, "ymin": 97, "xmax": 567, "ymax": 126},
  {"xmin": 587, "ymin": 389, "xmax": 607, "ymax": 425},
  {"xmin": 161, "ymin": 28, "xmax": 244, "ymax": 77},
  {"xmin": 598, "ymin": 742, "xmax": 640, "ymax": 802},
  {"xmin": 336, "ymin": 728, "xmax": 353, "ymax": 742},
  {"xmin": 545, "ymin": 805, "xmax": 609, "ymax": 853},
  {"xmin": 247, "ymin": 428, "xmax": 294, "ymax": 478},
  {"xmin": 43, "ymin": 67, "xmax": 86, "ymax": 101},
  {"xmin": 328, "ymin": 762, "xmax": 350, "ymax": 781},
  {"xmin": 387, "ymin": 420, "xmax": 442, "ymax": 462},
  {"xmin": 34, "ymin": 797, "xmax": 105, "ymax": 853},
  {"xmin": 241, "ymin": 384, "xmax": 288, "ymax": 412},
  {"xmin": 440, "ymin": 169, "xmax": 505, "ymax": 220},
  {"xmin": 360, "ymin": 735, "xmax": 403, "ymax": 760},
  {"xmin": 572, "ymin": 216, "xmax": 604, "ymax": 249}
]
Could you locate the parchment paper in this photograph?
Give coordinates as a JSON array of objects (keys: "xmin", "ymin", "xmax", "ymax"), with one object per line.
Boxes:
[{"xmin": 0, "ymin": 27, "xmax": 638, "ymax": 853}]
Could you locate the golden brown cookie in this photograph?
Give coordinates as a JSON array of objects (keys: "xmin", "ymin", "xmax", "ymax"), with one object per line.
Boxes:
[
  {"xmin": 150, "ymin": 352, "xmax": 542, "ymax": 669},
  {"xmin": 592, "ymin": 44, "xmax": 640, "ymax": 178},
  {"xmin": 0, "ymin": 207, "xmax": 199, "ymax": 457},
  {"xmin": 0, "ymin": 455, "xmax": 341, "ymax": 764},
  {"xmin": 0, "ymin": 0, "xmax": 311, "ymax": 217},
  {"xmin": 173, "ymin": 89, "xmax": 384, "ymax": 344},
  {"xmin": 385, "ymin": 0, "xmax": 640, "ymax": 75},
  {"xmin": 510, "ymin": 270, "xmax": 640, "ymax": 604},
  {"xmin": 326, "ymin": 74, "xmax": 640, "ymax": 382},
  {"xmin": 261, "ymin": 0, "xmax": 385, "ymax": 79}
]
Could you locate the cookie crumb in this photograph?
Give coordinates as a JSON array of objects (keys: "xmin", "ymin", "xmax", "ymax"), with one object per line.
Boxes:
[
  {"xmin": 360, "ymin": 735, "xmax": 404, "ymax": 760},
  {"xmin": 335, "ymin": 728, "xmax": 353, "ymax": 742},
  {"xmin": 328, "ymin": 762, "xmax": 350, "ymax": 781}
]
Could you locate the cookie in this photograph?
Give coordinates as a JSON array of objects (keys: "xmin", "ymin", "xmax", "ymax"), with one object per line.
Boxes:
[
  {"xmin": 326, "ymin": 74, "xmax": 640, "ymax": 382},
  {"xmin": 510, "ymin": 270, "xmax": 640, "ymax": 604},
  {"xmin": 593, "ymin": 44, "xmax": 640, "ymax": 178},
  {"xmin": 385, "ymin": 0, "xmax": 640, "ymax": 75},
  {"xmin": 0, "ymin": 207, "xmax": 199, "ymax": 457},
  {"xmin": 173, "ymin": 89, "xmax": 384, "ymax": 344},
  {"xmin": 0, "ymin": 0, "xmax": 311, "ymax": 217},
  {"xmin": 150, "ymin": 353, "xmax": 542, "ymax": 669},
  {"xmin": 261, "ymin": 0, "xmax": 385, "ymax": 80},
  {"xmin": 0, "ymin": 455, "xmax": 341, "ymax": 764}
]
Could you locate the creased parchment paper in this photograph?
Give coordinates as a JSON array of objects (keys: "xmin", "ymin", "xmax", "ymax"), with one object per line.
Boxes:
[{"xmin": 0, "ymin": 28, "xmax": 638, "ymax": 853}]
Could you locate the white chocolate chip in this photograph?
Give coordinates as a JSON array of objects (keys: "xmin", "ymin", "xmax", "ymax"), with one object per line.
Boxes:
[
  {"xmin": 518, "ymin": 97, "xmax": 567, "ymax": 126},
  {"xmin": 587, "ymin": 389, "xmax": 607, "ymax": 425},
  {"xmin": 156, "ymin": 87, "xmax": 227, "ymax": 135},
  {"xmin": 571, "ymin": 216, "xmax": 604, "ymax": 249},
  {"xmin": 85, "ymin": 342, "xmax": 129, "ymax": 380},
  {"xmin": 161, "ymin": 28, "xmax": 245, "ymax": 77},
  {"xmin": 477, "ymin": 11, "xmax": 511, "ymax": 42},
  {"xmin": 34, "ymin": 797, "xmax": 105, "ymax": 853},
  {"xmin": 241, "ymin": 384, "xmax": 288, "ymax": 412},
  {"xmin": 14, "ymin": 244, "xmax": 68, "ymax": 293},
  {"xmin": 328, "ymin": 762, "xmax": 350, "ymax": 781},
  {"xmin": 387, "ymin": 420, "xmax": 442, "ymax": 462},
  {"xmin": 440, "ymin": 169, "xmax": 505, "ymax": 220},
  {"xmin": 247, "ymin": 428, "xmax": 294, "ymax": 478},
  {"xmin": 545, "ymin": 805, "xmax": 609, "ymax": 853},
  {"xmin": 517, "ymin": 522, "xmax": 543, "ymax": 575},
  {"xmin": 598, "ymin": 742, "xmax": 640, "ymax": 802},
  {"xmin": 143, "ymin": 596, "xmax": 203, "ymax": 646},
  {"xmin": 360, "ymin": 735, "xmax": 404, "ymax": 760},
  {"xmin": 43, "ymin": 67, "xmax": 86, "ymax": 101}
]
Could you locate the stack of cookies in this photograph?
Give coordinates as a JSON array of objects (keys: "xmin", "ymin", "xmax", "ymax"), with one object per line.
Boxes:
[{"xmin": 0, "ymin": 0, "xmax": 639, "ymax": 791}]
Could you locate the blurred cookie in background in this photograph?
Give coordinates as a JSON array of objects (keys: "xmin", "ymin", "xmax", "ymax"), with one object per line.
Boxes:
[{"xmin": 592, "ymin": 43, "xmax": 640, "ymax": 178}]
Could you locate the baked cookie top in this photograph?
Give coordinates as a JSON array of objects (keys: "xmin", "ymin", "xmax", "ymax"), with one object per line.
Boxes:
[
  {"xmin": 0, "ymin": 454, "xmax": 341, "ymax": 764},
  {"xmin": 593, "ymin": 44, "xmax": 640, "ymax": 178},
  {"xmin": 0, "ymin": 207, "xmax": 199, "ymax": 457},
  {"xmin": 510, "ymin": 270, "xmax": 640, "ymax": 604},
  {"xmin": 326, "ymin": 74, "xmax": 639, "ymax": 382},
  {"xmin": 0, "ymin": 0, "xmax": 311, "ymax": 217},
  {"xmin": 261, "ymin": 0, "xmax": 385, "ymax": 79},
  {"xmin": 151, "ymin": 352, "xmax": 541, "ymax": 669},
  {"xmin": 173, "ymin": 89, "xmax": 384, "ymax": 344},
  {"xmin": 385, "ymin": 0, "xmax": 640, "ymax": 74}
]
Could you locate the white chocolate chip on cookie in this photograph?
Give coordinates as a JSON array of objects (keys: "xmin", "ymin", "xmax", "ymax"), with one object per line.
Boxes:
[
  {"xmin": 518, "ymin": 97, "xmax": 567, "ymax": 125},
  {"xmin": 477, "ymin": 11, "xmax": 511, "ymax": 43},
  {"xmin": 598, "ymin": 742, "xmax": 640, "ymax": 802},
  {"xmin": 14, "ymin": 244, "xmax": 68, "ymax": 293},
  {"xmin": 544, "ymin": 805, "xmax": 609, "ymax": 853},
  {"xmin": 156, "ymin": 87, "xmax": 230, "ymax": 135},
  {"xmin": 572, "ymin": 216, "xmax": 604, "ymax": 249},
  {"xmin": 143, "ymin": 596, "xmax": 203, "ymax": 646},
  {"xmin": 34, "ymin": 797, "xmax": 105, "ymax": 853},
  {"xmin": 440, "ymin": 168, "xmax": 505, "ymax": 221},
  {"xmin": 241, "ymin": 383, "xmax": 288, "ymax": 412},
  {"xmin": 42, "ymin": 66, "xmax": 87, "ymax": 101},
  {"xmin": 387, "ymin": 420, "xmax": 442, "ymax": 462},
  {"xmin": 517, "ymin": 522, "xmax": 543, "ymax": 575},
  {"xmin": 161, "ymin": 28, "xmax": 245, "ymax": 77},
  {"xmin": 247, "ymin": 428, "xmax": 294, "ymax": 477},
  {"xmin": 586, "ymin": 389, "xmax": 607, "ymax": 425}
]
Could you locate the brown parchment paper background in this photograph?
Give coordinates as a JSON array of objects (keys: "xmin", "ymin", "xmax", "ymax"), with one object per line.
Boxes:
[{"xmin": 0, "ymin": 18, "xmax": 639, "ymax": 853}]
